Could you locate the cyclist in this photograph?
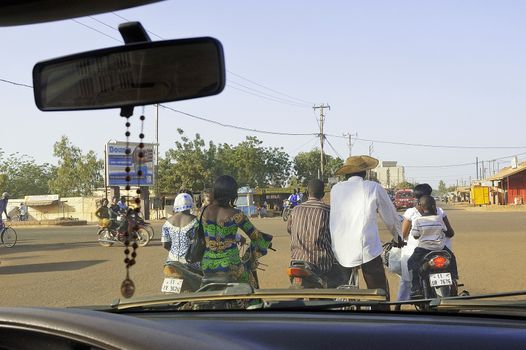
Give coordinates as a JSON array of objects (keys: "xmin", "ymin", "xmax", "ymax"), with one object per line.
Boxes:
[{"xmin": 0, "ymin": 192, "xmax": 10, "ymax": 226}]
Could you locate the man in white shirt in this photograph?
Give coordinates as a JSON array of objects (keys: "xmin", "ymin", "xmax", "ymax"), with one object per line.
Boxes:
[{"xmin": 330, "ymin": 156, "xmax": 402, "ymax": 300}]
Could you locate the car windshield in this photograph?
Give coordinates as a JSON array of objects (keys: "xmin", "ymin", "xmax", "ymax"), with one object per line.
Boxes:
[{"xmin": 2, "ymin": 1, "xmax": 526, "ymax": 315}]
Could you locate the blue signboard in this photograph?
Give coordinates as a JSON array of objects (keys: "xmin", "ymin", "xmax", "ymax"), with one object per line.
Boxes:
[{"xmin": 106, "ymin": 141, "xmax": 155, "ymax": 187}]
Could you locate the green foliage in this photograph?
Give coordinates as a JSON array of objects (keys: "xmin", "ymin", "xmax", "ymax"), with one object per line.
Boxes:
[
  {"xmin": 438, "ymin": 180, "xmax": 448, "ymax": 195},
  {"xmin": 48, "ymin": 136, "xmax": 103, "ymax": 197},
  {"xmin": 0, "ymin": 150, "xmax": 55, "ymax": 198},
  {"xmin": 293, "ymin": 149, "xmax": 343, "ymax": 185},
  {"xmin": 395, "ymin": 181, "xmax": 415, "ymax": 190},
  {"xmin": 158, "ymin": 130, "xmax": 292, "ymax": 193}
]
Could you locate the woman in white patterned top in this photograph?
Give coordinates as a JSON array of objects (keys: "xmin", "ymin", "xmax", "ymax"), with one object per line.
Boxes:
[{"xmin": 161, "ymin": 193, "xmax": 200, "ymax": 271}]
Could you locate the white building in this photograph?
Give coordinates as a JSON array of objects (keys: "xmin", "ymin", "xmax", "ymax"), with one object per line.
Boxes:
[{"xmin": 373, "ymin": 161, "xmax": 405, "ymax": 189}]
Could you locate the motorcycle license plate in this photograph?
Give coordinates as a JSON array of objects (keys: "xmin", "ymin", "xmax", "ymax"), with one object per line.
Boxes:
[
  {"xmin": 429, "ymin": 273, "xmax": 452, "ymax": 287},
  {"xmin": 161, "ymin": 277, "xmax": 183, "ymax": 293}
]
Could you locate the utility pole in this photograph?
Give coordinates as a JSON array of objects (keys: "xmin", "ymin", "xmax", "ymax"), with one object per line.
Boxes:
[
  {"xmin": 313, "ymin": 104, "xmax": 330, "ymax": 179},
  {"xmin": 155, "ymin": 104, "xmax": 160, "ymax": 219},
  {"xmin": 368, "ymin": 142, "xmax": 374, "ymax": 156},
  {"xmin": 476, "ymin": 157, "xmax": 479, "ymax": 179},
  {"xmin": 343, "ymin": 132, "xmax": 357, "ymax": 157}
]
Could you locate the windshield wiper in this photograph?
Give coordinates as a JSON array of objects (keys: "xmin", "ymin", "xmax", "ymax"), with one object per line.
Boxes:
[{"xmin": 110, "ymin": 284, "xmax": 388, "ymax": 312}]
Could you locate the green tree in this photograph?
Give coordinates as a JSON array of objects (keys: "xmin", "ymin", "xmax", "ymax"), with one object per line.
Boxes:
[
  {"xmin": 158, "ymin": 131, "xmax": 292, "ymax": 193},
  {"xmin": 395, "ymin": 181, "xmax": 415, "ymax": 190},
  {"xmin": 438, "ymin": 180, "xmax": 447, "ymax": 195},
  {"xmin": 158, "ymin": 129, "xmax": 216, "ymax": 194},
  {"xmin": 48, "ymin": 136, "xmax": 103, "ymax": 197},
  {"xmin": 0, "ymin": 151, "xmax": 55, "ymax": 198},
  {"xmin": 293, "ymin": 149, "xmax": 343, "ymax": 185}
]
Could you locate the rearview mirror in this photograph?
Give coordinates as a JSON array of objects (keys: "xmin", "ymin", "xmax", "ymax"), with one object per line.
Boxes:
[{"xmin": 33, "ymin": 37, "xmax": 225, "ymax": 111}]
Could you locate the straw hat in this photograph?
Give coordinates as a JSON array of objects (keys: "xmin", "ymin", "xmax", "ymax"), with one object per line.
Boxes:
[{"xmin": 335, "ymin": 155, "xmax": 379, "ymax": 175}]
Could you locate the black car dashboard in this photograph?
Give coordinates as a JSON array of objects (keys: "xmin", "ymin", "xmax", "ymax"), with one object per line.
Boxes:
[{"xmin": 0, "ymin": 307, "xmax": 525, "ymax": 350}]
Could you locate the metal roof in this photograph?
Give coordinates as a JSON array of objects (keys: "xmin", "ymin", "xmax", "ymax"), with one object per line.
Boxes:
[{"xmin": 488, "ymin": 162, "xmax": 526, "ymax": 181}]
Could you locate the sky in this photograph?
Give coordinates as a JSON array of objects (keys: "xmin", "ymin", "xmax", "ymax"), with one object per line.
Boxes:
[{"xmin": 2, "ymin": 0, "xmax": 526, "ymax": 188}]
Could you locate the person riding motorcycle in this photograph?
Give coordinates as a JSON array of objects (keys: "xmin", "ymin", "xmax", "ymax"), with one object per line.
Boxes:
[
  {"xmin": 288, "ymin": 179, "xmax": 341, "ymax": 288},
  {"xmin": 407, "ymin": 195, "xmax": 458, "ymax": 299},
  {"xmin": 161, "ymin": 193, "xmax": 203, "ymax": 292},
  {"xmin": 200, "ymin": 175, "xmax": 272, "ymax": 288},
  {"xmin": 399, "ymin": 183, "xmax": 456, "ymax": 301}
]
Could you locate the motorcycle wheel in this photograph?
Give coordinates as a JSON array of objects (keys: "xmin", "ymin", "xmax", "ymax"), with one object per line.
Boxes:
[
  {"xmin": 282, "ymin": 208, "xmax": 290, "ymax": 221},
  {"xmin": 134, "ymin": 227, "xmax": 150, "ymax": 247},
  {"xmin": 97, "ymin": 228, "xmax": 115, "ymax": 247},
  {"xmin": 144, "ymin": 224, "xmax": 154, "ymax": 240}
]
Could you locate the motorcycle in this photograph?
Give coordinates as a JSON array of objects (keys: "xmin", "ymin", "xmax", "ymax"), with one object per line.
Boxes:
[
  {"xmin": 282, "ymin": 200, "xmax": 292, "ymax": 221},
  {"xmin": 97, "ymin": 210, "xmax": 151, "ymax": 247},
  {"xmin": 165, "ymin": 233, "xmax": 274, "ymax": 310},
  {"xmin": 161, "ymin": 262, "xmax": 203, "ymax": 294},
  {"xmin": 287, "ymin": 260, "xmax": 327, "ymax": 288},
  {"xmin": 414, "ymin": 250, "xmax": 458, "ymax": 303}
]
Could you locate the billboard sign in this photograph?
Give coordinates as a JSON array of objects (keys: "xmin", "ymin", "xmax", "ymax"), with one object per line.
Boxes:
[{"xmin": 106, "ymin": 141, "xmax": 155, "ymax": 187}]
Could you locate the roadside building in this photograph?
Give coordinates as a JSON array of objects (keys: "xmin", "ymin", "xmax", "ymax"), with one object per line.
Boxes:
[
  {"xmin": 373, "ymin": 161, "xmax": 405, "ymax": 189},
  {"xmin": 487, "ymin": 162, "xmax": 526, "ymax": 205}
]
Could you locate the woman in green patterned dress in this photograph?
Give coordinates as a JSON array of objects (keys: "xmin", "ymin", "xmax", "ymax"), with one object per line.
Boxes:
[{"xmin": 201, "ymin": 175, "xmax": 272, "ymax": 287}]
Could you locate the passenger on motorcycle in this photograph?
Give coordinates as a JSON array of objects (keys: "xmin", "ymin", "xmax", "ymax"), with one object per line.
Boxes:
[
  {"xmin": 407, "ymin": 195, "xmax": 458, "ymax": 299},
  {"xmin": 398, "ymin": 184, "xmax": 456, "ymax": 301},
  {"xmin": 95, "ymin": 198, "xmax": 111, "ymax": 228},
  {"xmin": 161, "ymin": 193, "xmax": 202, "ymax": 292},
  {"xmin": 201, "ymin": 175, "xmax": 272, "ymax": 288},
  {"xmin": 287, "ymin": 179, "xmax": 340, "ymax": 287}
]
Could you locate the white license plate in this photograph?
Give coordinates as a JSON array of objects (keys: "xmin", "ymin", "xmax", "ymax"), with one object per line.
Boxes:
[
  {"xmin": 161, "ymin": 277, "xmax": 183, "ymax": 293},
  {"xmin": 429, "ymin": 273, "xmax": 452, "ymax": 287}
]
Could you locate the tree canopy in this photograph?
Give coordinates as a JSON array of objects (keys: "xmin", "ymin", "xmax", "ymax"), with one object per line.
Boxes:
[
  {"xmin": 293, "ymin": 149, "xmax": 343, "ymax": 185},
  {"xmin": 48, "ymin": 136, "xmax": 103, "ymax": 197},
  {"xmin": 158, "ymin": 130, "xmax": 292, "ymax": 194}
]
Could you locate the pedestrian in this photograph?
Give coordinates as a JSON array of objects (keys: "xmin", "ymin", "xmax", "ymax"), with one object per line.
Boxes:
[
  {"xmin": 19, "ymin": 202, "xmax": 28, "ymax": 221},
  {"xmin": 288, "ymin": 179, "xmax": 340, "ymax": 287},
  {"xmin": 329, "ymin": 156, "xmax": 402, "ymax": 301}
]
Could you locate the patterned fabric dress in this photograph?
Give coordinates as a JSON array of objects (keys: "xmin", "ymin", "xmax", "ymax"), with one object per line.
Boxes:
[
  {"xmin": 161, "ymin": 218, "xmax": 200, "ymax": 270},
  {"xmin": 201, "ymin": 211, "xmax": 271, "ymax": 284}
]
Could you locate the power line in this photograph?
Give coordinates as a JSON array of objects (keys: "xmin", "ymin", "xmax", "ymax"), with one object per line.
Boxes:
[
  {"xmin": 290, "ymin": 136, "xmax": 319, "ymax": 154},
  {"xmin": 0, "ymin": 78, "xmax": 32, "ymax": 89},
  {"xmin": 159, "ymin": 104, "xmax": 314, "ymax": 136},
  {"xmin": 109, "ymin": 12, "xmax": 314, "ymax": 106},
  {"xmin": 326, "ymin": 134, "xmax": 526, "ymax": 150},
  {"xmin": 227, "ymin": 70, "xmax": 316, "ymax": 106},
  {"xmin": 71, "ymin": 19, "xmax": 122, "ymax": 43},
  {"xmin": 226, "ymin": 82, "xmax": 310, "ymax": 108},
  {"xmin": 324, "ymin": 136, "xmax": 343, "ymax": 159},
  {"xmin": 111, "ymin": 12, "xmax": 164, "ymax": 40},
  {"xmin": 405, "ymin": 151, "xmax": 526, "ymax": 168}
]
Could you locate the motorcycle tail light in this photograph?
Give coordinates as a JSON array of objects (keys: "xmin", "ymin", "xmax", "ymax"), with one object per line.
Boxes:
[
  {"xmin": 429, "ymin": 256, "xmax": 449, "ymax": 268},
  {"xmin": 288, "ymin": 267, "xmax": 310, "ymax": 277}
]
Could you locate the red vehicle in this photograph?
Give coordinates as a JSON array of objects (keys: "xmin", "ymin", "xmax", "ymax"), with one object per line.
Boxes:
[{"xmin": 394, "ymin": 189, "xmax": 416, "ymax": 210}]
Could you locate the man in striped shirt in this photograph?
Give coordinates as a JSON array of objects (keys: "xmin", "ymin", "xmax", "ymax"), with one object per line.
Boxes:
[{"xmin": 288, "ymin": 179, "xmax": 339, "ymax": 287}]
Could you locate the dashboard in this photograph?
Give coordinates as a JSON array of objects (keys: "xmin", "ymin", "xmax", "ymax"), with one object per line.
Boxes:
[{"xmin": 0, "ymin": 307, "xmax": 525, "ymax": 349}]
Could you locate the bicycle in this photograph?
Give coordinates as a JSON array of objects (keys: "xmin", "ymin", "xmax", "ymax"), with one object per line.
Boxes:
[{"xmin": 0, "ymin": 221, "xmax": 17, "ymax": 248}]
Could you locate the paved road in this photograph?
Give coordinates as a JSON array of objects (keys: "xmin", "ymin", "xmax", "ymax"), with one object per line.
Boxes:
[{"xmin": 1, "ymin": 207, "xmax": 525, "ymax": 307}]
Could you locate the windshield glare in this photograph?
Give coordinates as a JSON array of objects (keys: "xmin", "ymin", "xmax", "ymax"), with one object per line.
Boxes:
[{"xmin": 1, "ymin": 1, "xmax": 526, "ymax": 314}]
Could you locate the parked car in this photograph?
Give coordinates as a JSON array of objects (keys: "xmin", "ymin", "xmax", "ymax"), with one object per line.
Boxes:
[{"xmin": 394, "ymin": 189, "xmax": 416, "ymax": 210}]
